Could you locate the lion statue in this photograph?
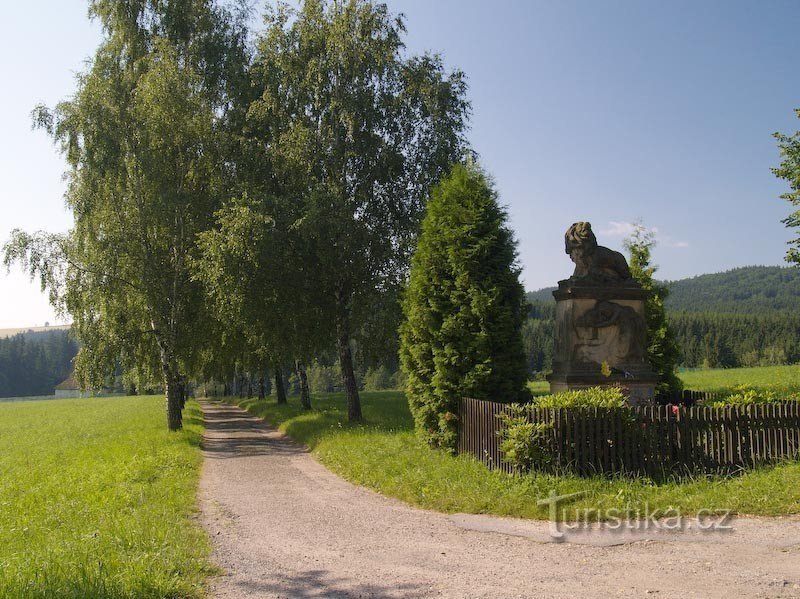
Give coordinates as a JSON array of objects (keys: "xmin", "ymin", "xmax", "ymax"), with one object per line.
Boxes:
[{"xmin": 564, "ymin": 222, "xmax": 632, "ymax": 283}]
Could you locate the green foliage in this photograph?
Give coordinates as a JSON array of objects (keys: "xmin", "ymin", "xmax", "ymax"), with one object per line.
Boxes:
[
  {"xmin": 533, "ymin": 386, "xmax": 628, "ymax": 409},
  {"xmin": 362, "ymin": 365, "xmax": 394, "ymax": 391},
  {"xmin": 0, "ymin": 396, "xmax": 209, "ymax": 597},
  {"xmin": 496, "ymin": 404, "xmax": 552, "ymax": 472},
  {"xmin": 306, "ymin": 361, "xmax": 339, "ymax": 394},
  {"xmin": 706, "ymin": 385, "xmax": 795, "ymax": 407},
  {"xmin": 5, "ymin": 0, "xmax": 249, "ymax": 429},
  {"xmin": 624, "ymin": 224, "xmax": 683, "ymax": 393},
  {"xmin": 247, "ymin": 0, "xmax": 471, "ymax": 421},
  {"xmin": 773, "ymin": 109, "xmax": 800, "ymax": 267},
  {"xmin": 400, "ymin": 163, "xmax": 530, "ymax": 450},
  {"xmin": 233, "ymin": 390, "xmax": 800, "ymax": 521}
]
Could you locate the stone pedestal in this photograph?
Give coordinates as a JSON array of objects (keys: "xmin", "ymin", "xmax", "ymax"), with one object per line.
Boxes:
[{"xmin": 547, "ymin": 280, "xmax": 659, "ymax": 405}]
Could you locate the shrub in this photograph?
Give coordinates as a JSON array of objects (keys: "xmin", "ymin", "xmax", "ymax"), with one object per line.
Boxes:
[
  {"xmin": 390, "ymin": 369, "xmax": 407, "ymax": 390},
  {"xmin": 306, "ymin": 361, "xmax": 338, "ymax": 394},
  {"xmin": 708, "ymin": 385, "xmax": 799, "ymax": 407},
  {"xmin": 533, "ymin": 386, "xmax": 628, "ymax": 409},
  {"xmin": 496, "ymin": 404, "xmax": 552, "ymax": 472},
  {"xmin": 399, "ymin": 163, "xmax": 530, "ymax": 451},
  {"xmin": 362, "ymin": 366, "xmax": 393, "ymax": 391}
]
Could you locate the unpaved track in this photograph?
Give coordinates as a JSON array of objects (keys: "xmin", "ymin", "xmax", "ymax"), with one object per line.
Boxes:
[{"xmin": 198, "ymin": 400, "xmax": 800, "ymax": 599}]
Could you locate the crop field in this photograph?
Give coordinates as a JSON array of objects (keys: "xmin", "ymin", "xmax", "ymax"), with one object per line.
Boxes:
[{"xmin": 0, "ymin": 396, "xmax": 210, "ymax": 598}]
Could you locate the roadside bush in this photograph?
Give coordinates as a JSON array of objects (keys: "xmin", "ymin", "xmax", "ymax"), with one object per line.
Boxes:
[
  {"xmin": 496, "ymin": 404, "xmax": 552, "ymax": 472},
  {"xmin": 533, "ymin": 386, "xmax": 628, "ymax": 409}
]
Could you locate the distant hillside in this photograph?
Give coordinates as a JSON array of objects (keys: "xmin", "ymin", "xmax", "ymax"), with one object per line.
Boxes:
[{"xmin": 527, "ymin": 266, "xmax": 800, "ymax": 314}]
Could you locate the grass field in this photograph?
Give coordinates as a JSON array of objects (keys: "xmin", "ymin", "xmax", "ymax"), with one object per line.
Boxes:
[
  {"xmin": 678, "ymin": 364, "xmax": 800, "ymax": 393},
  {"xmin": 0, "ymin": 396, "xmax": 210, "ymax": 599},
  {"xmin": 528, "ymin": 364, "xmax": 800, "ymax": 396},
  {"xmin": 232, "ymin": 390, "xmax": 800, "ymax": 521}
]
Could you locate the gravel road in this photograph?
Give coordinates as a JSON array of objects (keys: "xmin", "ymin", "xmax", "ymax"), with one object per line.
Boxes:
[{"xmin": 198, "ymin": 400, "xmax": 800, "ymax": 599}]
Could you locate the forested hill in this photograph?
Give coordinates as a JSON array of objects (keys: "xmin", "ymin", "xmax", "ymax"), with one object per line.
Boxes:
[
  {"xmin": 0, "ymin": 329, "xmax": 78, "ymax": 398},
  {"xmin": 526, "ymin": 266, "xmax": 800, "ymax": 314},
  {"xmin": 664, "ymin": 266, "xmax": 800, "ymax": 313}
]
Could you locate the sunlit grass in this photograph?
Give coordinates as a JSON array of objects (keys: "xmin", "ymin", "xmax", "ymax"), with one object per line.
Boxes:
[
  {"xmin": 679, "ymin": 364, "xmax": 800, "ymax": 393},
  {"xmin": 232, "ymin": 390, "xmax": 800, "ymax": 521},
  {"xmin": 0, "ymin": 396, "xmax": 211, "ymax": 598}
]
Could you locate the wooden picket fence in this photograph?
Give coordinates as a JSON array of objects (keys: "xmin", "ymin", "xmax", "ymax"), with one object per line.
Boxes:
[{"xmin": 457, "ymin": 397, "xmax": 800, "ymax": 477}]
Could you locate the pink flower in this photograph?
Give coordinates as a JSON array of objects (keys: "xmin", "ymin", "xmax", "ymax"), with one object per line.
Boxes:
[{"xmin": 671, "ymin": 405, "xmax": 679, "ymax": 416}]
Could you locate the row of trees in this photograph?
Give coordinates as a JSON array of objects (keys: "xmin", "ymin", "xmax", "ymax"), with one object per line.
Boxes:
[{"xmin": 5, "ymin": 0, "xmax": 470, "ymax": 430}]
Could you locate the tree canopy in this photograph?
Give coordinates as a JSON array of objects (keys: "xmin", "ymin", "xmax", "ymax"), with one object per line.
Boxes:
[
  {"xmin": 243, "ymin": 0, "xmax": 471, "ymax": 421},
  {"xmin": 5, "ymin": 0, "xmax": 249, "ymax": 429},
  {"xmin": 773, "ymin": 109, "xmax": 800, "ymax": 267}
]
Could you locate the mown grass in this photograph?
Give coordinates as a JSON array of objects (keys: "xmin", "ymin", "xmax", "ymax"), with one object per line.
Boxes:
[
  {"xmin": 0, "ymin": 395, "xmax": 211, "ymax": 599},
  {"xmin": 679, "ymin": 363, "xmax": 800, "ymax": 393},
  {"xmin": 233, "ymin": 390, "xmax": 800, "ymax": 521}
]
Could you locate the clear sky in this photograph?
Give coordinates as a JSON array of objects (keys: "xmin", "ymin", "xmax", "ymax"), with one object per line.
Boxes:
[{"xmin": 1, "ymin": 0, "xmax": 799, "ymax": 327}]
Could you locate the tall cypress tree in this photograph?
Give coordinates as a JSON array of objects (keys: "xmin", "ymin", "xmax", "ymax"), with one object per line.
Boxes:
[
  {"xmin": 399, "ymin": 163, "xmax": 529, "ymax": 451},
  {"xmin": 624, "ymin": 224, "xmax": 683, "ymax": 394}
]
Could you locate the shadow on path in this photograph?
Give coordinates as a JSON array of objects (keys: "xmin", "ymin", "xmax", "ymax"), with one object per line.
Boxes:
[{"xmin": 201, "ymin": 400, "xmax": 307, "ymax": 460}]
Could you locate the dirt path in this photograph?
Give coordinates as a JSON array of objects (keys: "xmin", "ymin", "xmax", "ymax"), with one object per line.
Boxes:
[{"xmin": 198, "ymin": 400, "xmax": 800, "ymax": 599}]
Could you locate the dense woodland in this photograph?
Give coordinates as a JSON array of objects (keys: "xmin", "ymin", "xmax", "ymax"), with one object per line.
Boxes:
[{"xmin": 0, "ymin": 330, "xmax": 77, "ymax": 398}]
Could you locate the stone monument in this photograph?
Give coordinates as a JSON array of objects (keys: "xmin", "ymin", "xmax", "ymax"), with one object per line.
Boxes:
[{"xmin": 547, "ymin": 222, "xmax": 658, "ymax": 405}]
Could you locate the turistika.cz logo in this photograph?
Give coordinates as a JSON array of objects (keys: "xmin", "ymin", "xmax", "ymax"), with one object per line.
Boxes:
[{"xmin": 537, "ymin": 490, "xmax": 735, "ymax": 541}]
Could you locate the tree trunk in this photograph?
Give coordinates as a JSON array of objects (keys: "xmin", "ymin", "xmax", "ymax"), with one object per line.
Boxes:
[
  {"xmin": 258, "ymin": 376, "xmax": 266, "ymax": 400},
  {"xmin": 154, "ymin": 326, "xmax": 182, "ymax": 431},
  {"xmin": 247, "ymin": 375, "xmax": 253, "ymax": 399},
  {"xmin": 164, "ymin": 371, "xmax": 183, "ymax": 431},
  {"xmin": 296, "ymin": 360, "xmax": 311, "ymax": 410},
  {"xmin": 238, "ymin": 373, "xmax": 246, "ymax": 399},
  {"xmin": 274, "ymin": 367, "xmax": 287, "ymax": 404},
  {"xmin": 336, "ymin": 312, "xmax": 362, "ymax": 422},
  {"xmin": 178, "ymin": 376, "xmax": 186, "ymax": 410}
]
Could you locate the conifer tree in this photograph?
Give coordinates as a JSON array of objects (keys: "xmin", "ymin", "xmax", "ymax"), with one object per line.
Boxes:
[
  {"xmin": 399, "ymin": 163, "xmax": 529, "ymax": 450},
  {"xmin": 624, "ymin": 225, "xmax": 683, "ymax": 394}
]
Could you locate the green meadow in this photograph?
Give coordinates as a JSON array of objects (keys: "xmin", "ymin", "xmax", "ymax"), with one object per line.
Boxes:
[
  {"xmin": 679, "ymin": 363, "xmax": 800, "ymax": 393},
  {"xmin": 0, "ymin": 396, "xmax": 210, "ymax": 599}
]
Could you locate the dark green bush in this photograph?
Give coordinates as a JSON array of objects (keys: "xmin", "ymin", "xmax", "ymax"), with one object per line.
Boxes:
[{"xmin": 399, "ymin": 163, "xmax": 530, "ymax": 451}]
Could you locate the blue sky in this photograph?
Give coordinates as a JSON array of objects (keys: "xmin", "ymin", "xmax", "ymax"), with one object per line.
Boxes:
[{"xmin": 1, "ymin": 0, "xmax": 799, "ymax": 327}]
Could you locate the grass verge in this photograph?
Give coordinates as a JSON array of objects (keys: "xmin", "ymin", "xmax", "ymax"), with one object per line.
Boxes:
[
  {"xmin": 232, "ymin": 390, "xmax": 800, "ymax": 521},
  {"xmin": 0, "ymin": 395, "xmax": 211, "ymax": 598}
]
